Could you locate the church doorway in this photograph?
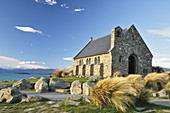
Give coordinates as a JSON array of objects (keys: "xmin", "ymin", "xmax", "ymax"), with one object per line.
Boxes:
[
  {"xmin": 76, "ymin": 65, "xmax": 79, "ymax": 75},
  {"xmin": 82, "ymin": 65, "xmax": 86, "ymax": 75},
  {"xmin": 90, "ymin": 64, "xmax": 94, "ymax": 76},
  {"xmin": 100, "ymin": 63, "xmax": 104, "ymax": 77},
  {"xmin": 128, "ymin": 55, "xmax": 137, "ymax": 74}
]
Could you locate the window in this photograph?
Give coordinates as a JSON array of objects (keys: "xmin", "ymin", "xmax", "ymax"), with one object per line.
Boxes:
[
  {"xmin": 116, "ymin": 30, "xmax": 121, "ymax": 37},
  {"xmin": 81, "ymin": 59, "xmax": 83, "ymax": 65},
  {"xmin": 89, "ymin": 58, "xmax": 91, "ymax": 64},
  {"xmin": 98, "ymin": 57, "xmax": 100, "ymax": 64},
  {"xmin": 86, "ymin": 59, "xmax": 88, "ymax": 65},
  {"xmin": 119, "ymin": 56, "xmax": 123, "ymax": 63},
  {"xmin": 95, "ymin": 57, "xmax": 97, "ymax": 64},
  {"xmin": 79, "ymin": 60, "xmax": 81, "ymax": 66}
]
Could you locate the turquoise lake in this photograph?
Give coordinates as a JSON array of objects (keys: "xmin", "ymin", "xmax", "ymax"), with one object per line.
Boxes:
[{"xmin": 0, "ymin": 74, "xmax": 49, "ymax": 81}]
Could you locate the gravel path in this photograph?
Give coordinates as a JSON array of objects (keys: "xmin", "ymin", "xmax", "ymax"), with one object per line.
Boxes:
[
  {"xmin": 149, "ymin": 99, "xmax": 170, "ymax": 107},
  {"xmin": 20, "ymin": 90, "xmax": 87, "ymax": 101}
]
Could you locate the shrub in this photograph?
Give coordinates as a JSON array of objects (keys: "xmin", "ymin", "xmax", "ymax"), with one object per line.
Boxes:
[
  {"xmin": 144, "ymin": 73, "xmax": 169, "ymax": 91},
  {"xmin": 136, "ymin": 89, "xmax": 151, "ymax": 104},
  {"xmin": 164, "ymin": 82, "xmax": 170, "ymax": 92},
  {"xmin": 112, "ymin": 71, "xmax": 122, "ymax": 77},
  {"xmin": 126, "ymin": 75, "xmax": 144, "ymax": 97},
  {"xmin": 89, "ymin": 77, "xmax": 138, "ymax": 112},
  {"xmin": 52, "ymin": 69, "xmax": 63, "ymax": 78},
  {"xmin": 61, "ymin": 72, "xmax": 70, "ymax": 77}
]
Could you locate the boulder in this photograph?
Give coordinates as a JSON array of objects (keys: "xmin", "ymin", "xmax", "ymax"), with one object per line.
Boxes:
[
  {"xmin": 12, "ymin": 79, "xmax": 32, "ymax": 90},
  {"xmin": 70, "ymin": 80, "xmax": 82, "ymax": 95},
  {"xmin": 49, "ymin": 78, "xmax": 70, "ymax": 91},
  {"xmin": 89, "ymin": 76, "xmax": 102, "ymax": 82},
  {"xmin": 157, "ymin": 89, "xmax": 170, "ymax": 98},
  {"xmin": 83, "ymin": 81, "xmax": 95, "ymax": 95},
  {"xmin": 0, "ymin": 85, "xmax": 11, "ymax": 90},
  {"xmin": 21, "ymin": 96, "xmax": 49, "ymax": 102},
  {"xmin": 34, "ymin": 77, "xmax": 50, "ymax": 93},
  {"xmin": 0, "ymin": 87, "xmax": 27, "ymax": 103}
]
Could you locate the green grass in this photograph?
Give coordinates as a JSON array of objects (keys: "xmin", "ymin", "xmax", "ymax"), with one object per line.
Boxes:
[
  {"xmin": 58, "ymin": 100, "xmax": 170, "ymax": 113},
  {"xmin": 0, "ymin": 76, "xmax": 88, "ymax": 86},
  {"xmin": 59, "ymin": 76, "xmax": 88, "ymax": 83}
]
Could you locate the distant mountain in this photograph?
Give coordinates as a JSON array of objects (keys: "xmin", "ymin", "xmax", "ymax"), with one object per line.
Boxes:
[
  {"xmin": 0, "ymin": 68, "xmax": 56, "ymax": 75},
  {"xmin": 162, "ymin": 67, "xmax": 170, "ymax": 72}
]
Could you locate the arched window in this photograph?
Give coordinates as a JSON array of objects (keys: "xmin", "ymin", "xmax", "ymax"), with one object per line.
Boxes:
[
  {"xmin": 95, "ymin": 57, "xmax": 97, "ymax": 65},
  {"xmin": 79, "ymin": 60, "xmax": 81, "ymax": 66},
  {"xmin": 86, "ymin": 59, "xmax": 88, "ymax": 65},
  {"xmin": 98, "ymin": 57, "xmax": 100, "ymax": 64},
  {"xmin": 81, "ymin": 59, "xmax": 83, "ymax": 65},
  {"xmin": 119, "ymin": 56, "xmax": 123, "ymax": 63},
  {"xmin": 89, "ymin": 58, "xmax": 91, "ymax": 64},
  {"xmin": 116, "ymin": 30, "xmax": 121, "ymax": 37}
]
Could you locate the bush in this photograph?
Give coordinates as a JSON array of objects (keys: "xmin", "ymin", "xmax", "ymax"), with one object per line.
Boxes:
[
  {"xmin": 112, "ymin": 71, "xmax": 122, "ymax": 77},
  {"xmin": 89, "ymin": 77, "xmax": 138, "ymax": 112},
  {"xmin": 61, "ymin": 72, "xmax": 70, "ymax": 77},
  {"xmin": 136, "ymin": 89, "xmax": 151, "ymax": 104},
  {"xmin": 164, "ymin": 82, "xmax": 170, "ymax": 92},
  {"xmin": 126, "ymin": 75, "xmax": 144, "ymax": 97},
  {"xmin": 144, "ymin": 73, "xmax": 169, "ymax": 91},
  {"xmin": 52, "ymin": 69, "xmax": 63, "ymax": 78}
]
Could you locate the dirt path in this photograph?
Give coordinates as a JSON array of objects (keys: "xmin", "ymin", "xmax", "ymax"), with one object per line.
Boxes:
[
  {"xmin": 20, "ymin": 90, "xmax": 87, "ymax": 101},
  {"xmin": 149, "ymin": 99, "xmax": 170, "ymax": 107}
]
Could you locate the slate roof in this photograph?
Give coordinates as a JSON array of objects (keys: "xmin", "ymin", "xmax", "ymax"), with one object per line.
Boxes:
[{"xmin": 74, "ymin": 34, "xmax": 111, "ymax": 59}]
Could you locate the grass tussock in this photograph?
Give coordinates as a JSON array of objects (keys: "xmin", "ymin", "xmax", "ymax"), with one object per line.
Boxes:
[
  {"xmin": 164, "ymin": 82, "xmax": 170, "ymax": 92},
  {"xmin": 144, "ymin": 73, "xmax": 169, "ymax": 91},
  {"xmin": 90, "ymin": 77, "xmax": 139, "ymax": 112},
  {"xmin": 52, "ymin": 69, "xmax": 63, "ymax": 78},
  {"xmin": 112, "ymin": 71, "xmax": 122, "ymax": 77}
]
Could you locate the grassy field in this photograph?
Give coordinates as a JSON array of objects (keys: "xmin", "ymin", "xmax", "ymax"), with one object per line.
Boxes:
[
  {"xmin": 0, "ymin": 100, "xmax": 170, "ymax": 113},
  {"xmin": 0, "ymin": 76, "xmax": 88, "ymax": 86}
]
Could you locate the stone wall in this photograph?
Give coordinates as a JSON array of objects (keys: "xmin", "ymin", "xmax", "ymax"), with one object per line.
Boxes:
[
  {"xmin": 111, "ymin": 25, "xmax": 153, "ymax": 76},
  {"xmin": 73, "ymin": 53, "xmax": 112, "ymax": 77}
]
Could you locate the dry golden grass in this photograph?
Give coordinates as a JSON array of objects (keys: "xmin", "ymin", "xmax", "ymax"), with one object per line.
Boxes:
[
  {"xmin": 126, "ymin": 75, "xmax": 144, "ymax": 97},
  {"xmin": 144, "ymin": 73, "xmax": 169, "ymax": 91},
  {"xmin": 164, "ymin": 82, "xmax": 170, "ymax": 92},
  {"xmin": 52, "ymin": 69, "xmax": 63, "ymax": 78},
  {"xmin": 90, "ymin": 77, "xmax": 138, "ymax": 112}
]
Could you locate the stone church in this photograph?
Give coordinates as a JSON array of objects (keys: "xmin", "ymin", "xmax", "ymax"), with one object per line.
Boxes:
[{"xmin": 73, "ymin": 25, "xmax": 153, "ymax": 77}]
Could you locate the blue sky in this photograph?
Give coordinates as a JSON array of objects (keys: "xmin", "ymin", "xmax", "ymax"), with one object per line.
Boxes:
[{"xmin": 0, "ymin": 0, "xmax": 170, "ymax": 69}]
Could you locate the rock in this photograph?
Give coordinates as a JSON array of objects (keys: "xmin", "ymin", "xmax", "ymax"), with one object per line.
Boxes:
[
  {"xmin": 64, "ymin": 100, "xmax": 80, "ymax": 106},
  {"xmin": 70, "ymin": 96, "xmax": 83, "ymax": 101},
  {"xmin": 0, "ymin": 85, "xmax": 11, "ymax": 90},
  {"xmin": 157, "ymin": 89, "xmax": 170, "ymax": 98},
  {"xmin": 21, "ymin": 96, "xmax": 49, "ymax": 102},
  {"xmin": 55, "ymin": 89, "xmax": 69, "ymax": 93},
  {"xmin": 89, "ymin": 76, "xmax": 102, "ymax": 82},
  {"xmin": 34, "ymin": 77, "xmax": 50, "ymax": 93},
  {"xmin": 47, "ymin": 101, "xmax": 55, "ymax": 104},
  {"xmin": 0, "ymin": 87, "xmax": 27, "ymax": 103},
  {"xmin": 83, "ymin": 81, "xmax": 95, "ymax": 95},
  {"xmin": 29, "ymin": 77, "xmax": 37, "ymax": 79},
  {"xmin": 12, "ymin": 79, "xmax": 32, "ymax": 90},
  {"xmin": 70, "ymin": 80, "xmax": 82, "ymax": 95},
  {"xmin": 135, "ymin": 107, "xmax": 145, "ymax": 111},
  {"xmin": 49, "ymin": 78, "xmax": 70, "ymax": 91}
]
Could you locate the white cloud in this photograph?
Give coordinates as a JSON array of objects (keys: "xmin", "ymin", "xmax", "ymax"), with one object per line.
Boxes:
[
  {"xmin": 153, "ymin": 53, "xmax": 170, "ymax": 67},
  {"xmin": 35, "ymin": 0, "xmax": 57, "ymax": 5},
  {"xmin": 61, "ymin": 4, "xmax": 69, "ymax": 8},
  {"xmin": 74, "ymin": 8, "xmax": 85, "ymax": 12},
  {"xmin": 19, "ymin": 61, "xmax": 45, "ymax": 65},
  {"xmin": 63, "ymin": 57, "xmax": 73, "ymax": 61},
  {"xmin": 0, "ymin": 56, "xmax": 48, "ymax": 69},
  {"xmin": 147, "ymin": 27, "xmax": 170, "ymax": 37},
  {"xmin": 15, "ymin": 26, "xmax": 43, "ymax": 34}
]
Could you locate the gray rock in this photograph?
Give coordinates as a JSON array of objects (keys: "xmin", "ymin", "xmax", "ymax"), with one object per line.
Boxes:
[
  {"xmin": 49, "ymin": 78, "xmax": 70, "ymax": 91},
  {"xmin": 70, "ymin": 96, "xmax": 83, "ymax": 101},
  {"xmin": 64, "ymin": 100, "xmax": 80, "ymax": 106},
  {"xmin": 83, "ymin": 81, "xmax": 95, "ymax": 95},
  {"xmin": 70, "ymin": 80, "xmax": 82, "ymax": 95},
  {"xmin": 89, "ymin": 76, "xmax": 102, "ymax": 82},
  {"xmin": 0, "ymin": 85, "xmax": 11, "ymax": 90},
  {"xmin": 12, "ymin": 79, "xmax": 32, "ymax": 90},
  {"xmin": 21, "ymin": 96, "xmax": 49, "ymax": 102},
  {"xmin": 157, "ymin": 89, "xmax": 170, "ymax": 98},
  {"xmin": 0, "ymin": 87, "xmax": 27, "ymax": 103},
  {"xmin": 34, "ymin": 77, "xmax": 50, "ymax": 93}
]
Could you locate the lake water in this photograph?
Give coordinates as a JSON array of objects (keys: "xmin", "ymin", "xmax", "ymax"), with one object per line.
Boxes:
[{"xmin": 0, "ymin": 73, "xmax": 49, "ymax": 81}]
